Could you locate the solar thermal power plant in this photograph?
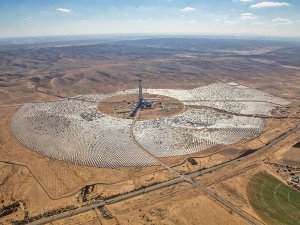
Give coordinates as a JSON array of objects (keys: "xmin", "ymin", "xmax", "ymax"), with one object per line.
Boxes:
[
  {"xmin": 11, "ymin": 82, "xmax": 289, "ymax": 168},
  {"xmin": 0, "ymin": 18, "xmax": 300, "ymax": 224}
]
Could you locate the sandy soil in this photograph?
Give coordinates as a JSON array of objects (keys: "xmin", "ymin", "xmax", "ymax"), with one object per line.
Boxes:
[
  {"xmin": 266, "ymin": 129, "xmax": 300, "ymax": 162},
  {"xmin": 204, "ymin": 163, "xmax": 264, "ymax": 220},
  {"xmin": 284, "ymin": 147, "xmax": 300, "ymax": 165},
  {"xmin": 47, "ymin": 210, "xmax": 101, "ymax": 225},
  {"xmin": 108, "ymin": 183, "xmax": 249, "ymax": 225},
  {"xmin": 0, "ymin": 162, "xmax": 78, "ymax": 223}
]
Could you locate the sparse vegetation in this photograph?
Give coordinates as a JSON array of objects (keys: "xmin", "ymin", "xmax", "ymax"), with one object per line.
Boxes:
[{"xmin": 0, "ymin": 202, "xmax": 20, "ymax": 219}]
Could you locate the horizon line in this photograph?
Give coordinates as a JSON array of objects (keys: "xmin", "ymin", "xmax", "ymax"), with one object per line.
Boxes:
[{"xmin": 1, "ymin": 32, "xmax": 300, "ymax": 40}]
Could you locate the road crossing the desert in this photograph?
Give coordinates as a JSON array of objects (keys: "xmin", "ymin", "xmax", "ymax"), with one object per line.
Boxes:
[{"xmin": 27, "ymin": 124, "xmax": 299, "ymax": 225}]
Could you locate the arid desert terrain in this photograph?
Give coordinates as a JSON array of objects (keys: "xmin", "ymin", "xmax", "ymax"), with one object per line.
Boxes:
[{"xmin": 0, "ymin": 37, "xmax": 300, "ymax": 225}]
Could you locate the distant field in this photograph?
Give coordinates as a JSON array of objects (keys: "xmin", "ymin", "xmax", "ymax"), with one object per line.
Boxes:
[{"xmin": 247, "ymin": 172, "xmax": 300, "ymax": 225}]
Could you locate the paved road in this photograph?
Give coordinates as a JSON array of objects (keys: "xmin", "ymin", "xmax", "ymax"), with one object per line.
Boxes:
[
  {"xmin": 28, "ymin": 177, "xmax": 185, "ymax": 225},
  {"xmin": 27, "ymin": 124, "xmax": 299, "ymax": 225}
]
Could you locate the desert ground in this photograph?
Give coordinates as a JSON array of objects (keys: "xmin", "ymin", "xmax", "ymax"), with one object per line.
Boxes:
[{"xmin": 0, "ymin": 37, "xmax": 299, "ymax": 225}]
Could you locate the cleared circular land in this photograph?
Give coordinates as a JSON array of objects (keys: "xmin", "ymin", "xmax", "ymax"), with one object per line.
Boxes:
[{"xmin": 97, "ymin": 94, "xmax": 185, "ymax": 120}]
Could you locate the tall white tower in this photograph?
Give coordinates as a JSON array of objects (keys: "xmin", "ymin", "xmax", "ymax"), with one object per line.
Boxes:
[{"xmin": 138, "ymin": 79, "xmax": 143, "ymax": 105}]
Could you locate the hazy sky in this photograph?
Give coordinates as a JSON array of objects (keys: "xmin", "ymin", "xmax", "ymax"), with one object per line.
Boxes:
[{"xmin": 0, "ymin": 0, "xmax": 300, "ymax": 38}]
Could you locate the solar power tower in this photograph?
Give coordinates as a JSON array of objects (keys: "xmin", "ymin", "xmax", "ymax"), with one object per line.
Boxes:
[
  {"xmin": 138, "ymin": 79, "xmax": 143, "ymax": 105},
  {"xmin": 130, "ymin": 79, "xmax": 144, "ymax": 117}
]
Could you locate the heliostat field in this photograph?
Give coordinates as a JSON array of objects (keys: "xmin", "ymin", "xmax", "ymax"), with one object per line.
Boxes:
[{"xmin": 11, "ymin": 82, "xmax": 290, "ymax": 168}]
